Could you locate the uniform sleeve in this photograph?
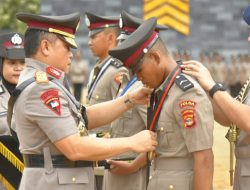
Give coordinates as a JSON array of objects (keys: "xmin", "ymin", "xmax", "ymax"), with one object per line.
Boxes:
[
  {"xmin": 24, "ymin": 82, "xmax": 78, "ymax": 142},
  {"xmin": 173, "ymin": 85, "xmax": 214, "ymax": 152}
]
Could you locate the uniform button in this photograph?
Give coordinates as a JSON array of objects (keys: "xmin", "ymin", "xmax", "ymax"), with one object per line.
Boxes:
[
  {"xmin": 160, "ymin": 127, "xmax": 164, "ymax": 131},
  {"xmin": 95, "ymin": 95, "xmax": 99, "ymax": 99},
  {"xmin": 169, "ymin": 184, "xmax": 174, "ymax": 189},
  {"xmin": 72, "ymin": 177, "xmax": 76, "ymax": 182}
]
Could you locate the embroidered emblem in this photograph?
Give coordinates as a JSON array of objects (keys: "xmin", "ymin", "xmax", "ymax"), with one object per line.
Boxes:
[
  {"xmin": 46, "ymin": 66, "xmax": 62, "ymax": 79},
  {"xmin": 40, "ymin": 89, "xmax": 61, "ymax": 115},
  {"xmin": 0, "ymin": 85, "xmax": 5, "ymax": 95},
  {"xmin": 35, "ymin": 71, "xmax": 49, "ymax": 83},
  {"xmin": 181, "ymin": 109, "xmax": 196, "ymax": 128},
  {"xmin": 11, "ymin": 33, "xmax": 22, "ymax": 45},
  {"xmin": 179, "ymin": 100, "xmax": 196, "ymax": 109}
]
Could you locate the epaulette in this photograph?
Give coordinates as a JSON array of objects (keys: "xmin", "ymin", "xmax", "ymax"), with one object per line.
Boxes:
[
  {"xmin": 175, "ymin": 74, "xmax": 194, "ymax": 91},
  {"xmin": 35, "ymin": 71, "xmax": 49, "ymax": 84},
  {"xmin": 110, "ymin": 59, "xmax": 123, "ymax": 68}
]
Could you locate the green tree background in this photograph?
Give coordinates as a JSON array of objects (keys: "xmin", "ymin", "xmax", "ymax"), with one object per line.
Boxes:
[{"xmin": 0, "ymin": 0, "xmax": 40, "ymax": 33}]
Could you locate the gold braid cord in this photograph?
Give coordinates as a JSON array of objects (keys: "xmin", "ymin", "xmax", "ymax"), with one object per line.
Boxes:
[
  {"xmin": 226, "ymin": 77, "xmax": 250, "ymax": 186},
  {"xmin": 0, "ymin": 174, "xmax": 15, "ymax": 190},
  {"xmin": 0, "ymin": 142, "xmax": 24, "ymax": 172}
]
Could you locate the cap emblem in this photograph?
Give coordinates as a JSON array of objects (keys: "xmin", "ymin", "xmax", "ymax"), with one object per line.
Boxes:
[
  {"xmin": 11, "ymin": 34, "xmax": 22, "ymax": 45},
  {"xmin": 119, "ymin": 16, "xmax": 123, "ymax": 28},
  {"xmin": 85, "ymin": 16, "xmax": 90, "ymax": 27}
]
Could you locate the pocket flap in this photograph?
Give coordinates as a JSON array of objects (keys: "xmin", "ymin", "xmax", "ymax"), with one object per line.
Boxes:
[{"xmin": 57, "ymin": 168, "xmax": 89, "ymax": 184}]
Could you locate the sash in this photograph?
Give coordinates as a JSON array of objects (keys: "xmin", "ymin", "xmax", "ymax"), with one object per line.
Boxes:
[
  {"xmin": 87, "ymin": 58, "xmax": 112, "ymax": 100},
  {"xmin": 119, "ymin": 76, "xmax": 137, "ymax": 96}
]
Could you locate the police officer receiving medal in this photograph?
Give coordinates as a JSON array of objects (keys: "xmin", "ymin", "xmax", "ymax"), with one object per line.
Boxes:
[
  {"xmin": 12, "ymin": 12, "xmax": 157, "ymax": 190},
  {"xmin": 109, "ymin": 18, "xmax": 214, "ymax": 190}
]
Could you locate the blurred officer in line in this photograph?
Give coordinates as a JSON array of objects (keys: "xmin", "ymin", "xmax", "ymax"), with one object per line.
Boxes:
[
  {"xmin": 85, "ymin": 12, "xmax": 129, "ymax": 137},
  {"xmin": 13, "ymin": 12, "xmax": 157, "ymax": 190},
  {"xmin": 0, "ymin": 32, "xmax": 25, "ymax": 190},
  {"xmin": 110, "ymin": 18, "xmax": 214, "ymax": 190},
  {"xmin": 69, "ymin": 49, "xmax": 89, "ymax": 102},
  {"xmin": 102, "ymin": 10, "xmax": 168, "ymax": 190},
  {"xmin": 182, "ymin": 5, "xmax": 250, "ymax": 190}
]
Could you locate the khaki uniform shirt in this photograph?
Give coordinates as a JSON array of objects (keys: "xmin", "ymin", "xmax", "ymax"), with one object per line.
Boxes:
[
  {"xmin": 15, "ymin": 58, "xmax": 94, "ymax": 190},
  {"xmin": 233, "ymin": 90, "xmax": 250, "ymax": 190},
  {"xmin": 0, "ymin": 81, "xmax": 10, "ymax": 136},
  {"xmin": 87, "ymin": 56, "xmax": 129, "ymax": 134},
  {"xmin": 102, "ymin": 80, "xmax": 147, "ymax": 190},
  {"xmin": 148, "ymin": 73, "xmax": 214, "ymax": 190}
]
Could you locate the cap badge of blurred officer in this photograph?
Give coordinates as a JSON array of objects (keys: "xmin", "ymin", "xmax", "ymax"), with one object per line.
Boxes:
[
  {"xmin": 0, "ymin": 32, "xmax": 25, "ymax": 60},
  {"xmin": 85, "ymin": 12, "xmax": 119, "ymax": 37},
  {"xmin": 117, "ymin": 10, "xmax": 168, "ymax": 41},
  {"xmin": 16, "ymin": 12, "xmax": 81, "ymax": 48},
  {"xmin": 109, "ymin": 17, "xmax": 159, "ymax": 73},
  {"xmin": 243, "ymin": 5, "xmax": 250, "ymax": 26}
]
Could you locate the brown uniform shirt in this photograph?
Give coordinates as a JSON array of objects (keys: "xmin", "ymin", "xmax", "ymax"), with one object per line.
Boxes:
[
  {"xmin": 87, "ymin": 56, "xmax": 129, "ymax": 134},
  {"xmin": 102, "ymin": 79, "xmax": 147, "ymax": 190},
  {"xmin": 15, "ymin": 58, "xmax": 94, "ymax": 190},
  {"xmin": 234, "ymin": 89, "xmax": 250, "ymax": 190},
  {"xmin": 148, "ymin": 73, "xmax": 214, "ymax": 190}
]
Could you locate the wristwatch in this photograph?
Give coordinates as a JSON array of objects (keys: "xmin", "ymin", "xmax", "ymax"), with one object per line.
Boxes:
[{"xmin": 209, "ymin": 83, "xmax": 226, "ymax": 98}]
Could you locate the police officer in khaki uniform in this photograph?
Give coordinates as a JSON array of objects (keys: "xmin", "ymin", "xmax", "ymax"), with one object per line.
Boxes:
[
  {"xmin": 85, "ymin": 12, "xmax": 129, "ymax": 136},
  {"xmin": 109, "ymin": 18, "xmax": 214, "ymax": 190},
  {"xmin": 102, "ymin": 10, "xmax": 168, "ymax": 190},
  {"xmin": 0, "ymin": 32, "xmax": 25, "ymax": 190},
  {"xmin": 182, "ymin": 5, "xmax": 250, "ymax": 190},
  {"xmin": 13, "ymin": 12, "xmax": 157, "ymax": 190}
]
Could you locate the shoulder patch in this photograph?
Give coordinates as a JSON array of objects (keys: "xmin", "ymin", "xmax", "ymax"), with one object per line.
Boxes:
[
  {"xmin": 35, "ymin": 71, "xmax": 49, "ymax": 84},
  {"xmin": 175, "ymin": 74, "xmax": 194, "ymax": 91},
  {"xmin": 110, "ymin": 59, "xmax": 123, "ymax": 68},
  {"xmin": 40, "ymin": 89, "xmax": 61, "ymax": 116}
]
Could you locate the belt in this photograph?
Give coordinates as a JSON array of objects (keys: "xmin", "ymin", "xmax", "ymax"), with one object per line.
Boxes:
[
  {"xmin": 23, "ymin": 154, "xmax": 110, "ymax": 169},
  {"xmin": 154, "ymin": 157, "xmax": 194, "ymax": 171}
]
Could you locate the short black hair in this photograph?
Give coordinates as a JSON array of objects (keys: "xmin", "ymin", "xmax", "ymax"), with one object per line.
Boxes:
[{"xmin": 24, "ymin": 29, "xmax": 58, "ymax": 57}]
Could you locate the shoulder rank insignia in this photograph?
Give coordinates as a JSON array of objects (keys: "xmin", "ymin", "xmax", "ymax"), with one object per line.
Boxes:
[
  {"xmin": 46, "ymin": 66, "xmax": 62, "ymax": 79},
  {"xmin": 110, "ymin": 59, "xmax": 123, "ymax": 68},
  {"xmin": 175, "ymin": 74, "xmax": 194, "ymax": 91},
  {"xmin": 40, "ymin": 89, "xmax": 61, "ymax": 115},
  {"xmin": 35, "ymin": 71, "xmax": 49, "ymax": 83}
]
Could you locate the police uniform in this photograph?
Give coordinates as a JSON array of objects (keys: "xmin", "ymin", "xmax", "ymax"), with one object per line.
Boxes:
[
  {"xmin": 109, "ymin": 18, "xmax": 214, "ymax": 190},
  {"xmin": 85, "ymin": 12, "xmax": 129, "ymax": 136},
  {"xmin": 0, "ymin": 32, "xmax": 25, "ymax": 190},
  {"xmin": 14, "ymin": 12, "xmax": 95, "ymax": 190},
  {"xmin": 102, "ymin": 11, "xmax": 168, "ymax": 190},
  {"xmin": 233, "ymin": 6, "xmax": 250, "ymax": 190}
]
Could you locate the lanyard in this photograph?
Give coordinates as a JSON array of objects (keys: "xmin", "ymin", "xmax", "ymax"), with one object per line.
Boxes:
[
  {"xmin": 120, "ymin": 76, "xmax": 137, "ymax": 96},
  {"xmin": 148, "ymin": 66, "xmax": 181, "ymax": 131},
  {"xmin": 87, "ymin": 59, "xmax": 112, "ymax": 99}
]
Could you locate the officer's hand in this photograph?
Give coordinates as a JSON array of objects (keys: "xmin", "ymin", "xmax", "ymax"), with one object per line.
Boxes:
[
  {"xmin": 127, "ymin": 86, "xmax": 153, "ymax": 106},
  {"xmin": 129, "ymin": 130, "xmax": 157, "ymax": 153},
  {"xmin": 108, "ymin": 160, "xmax": 136, "ymax": 175},
  {"xmin": 181, "ymin": 60, "xmax": 216, "ymax": 91}
]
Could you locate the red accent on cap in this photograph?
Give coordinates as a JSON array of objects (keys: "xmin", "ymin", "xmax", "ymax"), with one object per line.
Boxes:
[
  {"xmin": 89, "ymin": 20, "xmax": 119, "ymax": 30},
  {"xmin": 124, "ymin": 31, "xmax": 157, "ymax": 67},
  {"xmin": 122, "ymin": 26, "xmax": 136, "ymax": 33},
  {"xmin": 28, "ymin": 21, "xmax": 75, "ymax": 34},
  {"xmin": 3, "ymin": 41, "xmax": 24, "ymax": 47},
  {"xmin": 46, "ymin": 66, "xmax": 62, "ymax": 79}
]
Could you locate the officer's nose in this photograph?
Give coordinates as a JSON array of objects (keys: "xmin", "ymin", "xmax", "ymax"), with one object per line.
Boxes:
[
  {"xmin": 88, "ymin": 39, "xmax": 92, "ymax": 46},
  {"xmin": 248, "ymin": 35, "xmax": 250, "ymax": 42}
]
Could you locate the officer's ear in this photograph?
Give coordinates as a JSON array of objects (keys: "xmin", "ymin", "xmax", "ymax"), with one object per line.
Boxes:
[
  {"xmin": 40, "ymin": 39, "xmax": 52, "ymax": 57},
  {"xmin": 148, "ymin": 50, "xmax": 161, "ymax": 65}
]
